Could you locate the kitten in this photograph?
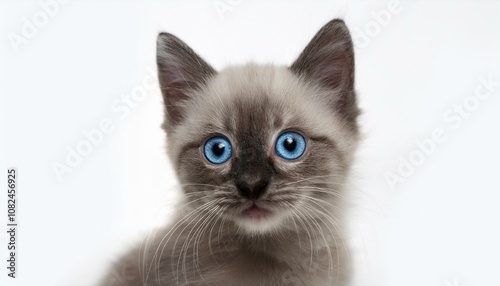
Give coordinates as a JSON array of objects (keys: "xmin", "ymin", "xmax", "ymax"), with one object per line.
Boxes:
[{"xmin": 101, "ymin": 19, "xmax": 359, "ymax": 286}]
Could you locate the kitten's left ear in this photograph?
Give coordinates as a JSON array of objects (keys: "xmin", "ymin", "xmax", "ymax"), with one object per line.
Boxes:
[
  {"xmin": 157, "ymin": 33, "xmax": 216, "ymax": 129},
  {"xmin": 290, "ymin": 19, "xmax": 357, "ymax": 121}
]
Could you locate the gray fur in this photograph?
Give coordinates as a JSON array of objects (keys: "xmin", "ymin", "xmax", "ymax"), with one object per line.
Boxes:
[{"xmin": 100, "ymin": 19, "xmax": 359, "ymax": 286}]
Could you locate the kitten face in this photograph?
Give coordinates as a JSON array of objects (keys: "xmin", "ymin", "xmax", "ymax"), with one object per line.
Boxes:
[{"xmin": 157, "ymin": 19, "xmax": 359, "ymax": 235}]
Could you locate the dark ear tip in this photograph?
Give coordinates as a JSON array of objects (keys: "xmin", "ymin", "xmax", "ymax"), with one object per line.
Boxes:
[
  {"xmin": 157, "ymin": 32, "xmax": 181, "ymax": 47},
  {"xmin": 327, "ymin": 18, "xmax": 346, "ymax": 25},
  {"xmin": 158, "ymin": 32, "xmax": 174, "ymax": 39},
  {"xmin": 323, "ymin": 18, "xmax": 349, "ymax": 32}
]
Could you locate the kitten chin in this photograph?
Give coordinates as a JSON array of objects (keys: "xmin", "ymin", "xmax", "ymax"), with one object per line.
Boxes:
[
  {"xmin": 233, "ymin": 201, "xmax": 291, "ymax": 234},
  {"xmin": 100, "ymin": 18, "xmax": 359, "ymax": 286}
]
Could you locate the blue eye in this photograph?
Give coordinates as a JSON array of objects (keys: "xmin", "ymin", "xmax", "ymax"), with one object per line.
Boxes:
[
  {"xmin": 275, "ymin": 132, "xmax": 306, "ymax": 160},
  {"xmin": 204, "ymin": 136, "xmax": 233, "ymax": 164}
]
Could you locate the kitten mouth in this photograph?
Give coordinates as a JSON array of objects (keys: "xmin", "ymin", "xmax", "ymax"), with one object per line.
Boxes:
[{"xmin": 241, "ymin": 203, "xmax": 270, "ymax": 220}]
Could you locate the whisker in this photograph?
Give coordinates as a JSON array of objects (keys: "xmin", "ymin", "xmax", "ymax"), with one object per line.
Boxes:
[{"xmin": 282, "ymin": 174, "xmax": 345, "ymax": 186}]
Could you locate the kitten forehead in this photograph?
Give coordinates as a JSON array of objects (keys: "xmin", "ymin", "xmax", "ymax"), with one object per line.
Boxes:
[{"xmin": 169, "ymin": 63, "xmax": 357, "ymax": 162}]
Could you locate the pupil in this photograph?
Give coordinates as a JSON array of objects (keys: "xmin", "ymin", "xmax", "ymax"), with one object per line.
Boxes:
[
  {"xmin": 284, "ymin": 137, "xmax": 296, "ymax": 152},
  {"xmin": 212, "ymin": 142, "xmax": 225, "ymax": 156}
]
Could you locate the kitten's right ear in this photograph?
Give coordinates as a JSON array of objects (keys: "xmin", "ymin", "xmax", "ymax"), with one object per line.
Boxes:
[{"xmin": 157, "ymin": 33, "xmax": 216, "ymax": 128}]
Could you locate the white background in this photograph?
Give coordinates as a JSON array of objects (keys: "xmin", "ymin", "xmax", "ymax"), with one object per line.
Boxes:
[{"xmin": 1, "ymin": 1, "xmax": 500, "ymax": 285}]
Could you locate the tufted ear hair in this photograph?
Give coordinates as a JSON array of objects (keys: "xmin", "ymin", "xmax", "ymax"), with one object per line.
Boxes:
[
  {"xmin": 290, "ymin": 19, "xmax": 358, "ymax": 123},
  {"xmin": 157, "ymin": 33, "xmax": 216, "ymax": 129}
]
